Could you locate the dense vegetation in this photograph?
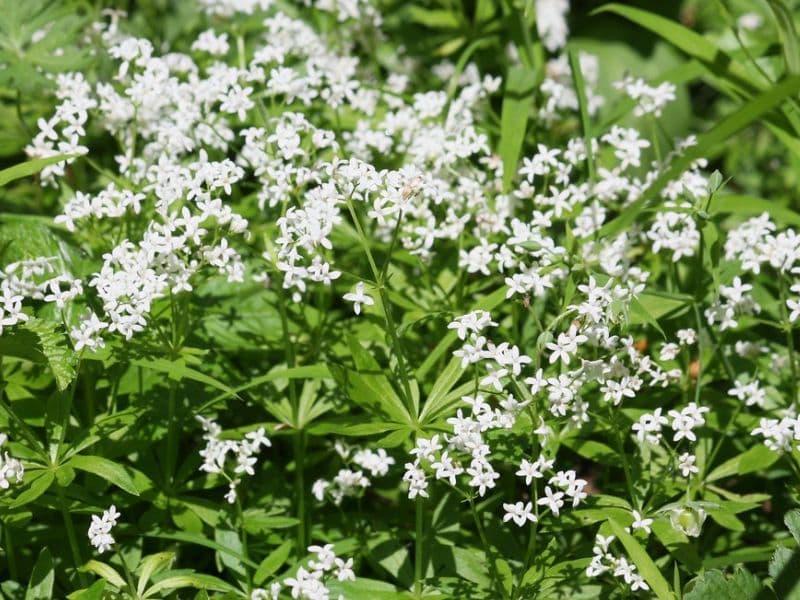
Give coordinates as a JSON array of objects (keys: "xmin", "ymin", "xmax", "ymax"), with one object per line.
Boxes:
[{"xmin": 1, "ymin": 0, "xmax": 800, "ymax": 598}]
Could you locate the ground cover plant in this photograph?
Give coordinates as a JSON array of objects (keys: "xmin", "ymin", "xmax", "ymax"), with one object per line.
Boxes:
[{"xmin": 2, "ymin": 0, "xmax": 800, "ymax": 598}]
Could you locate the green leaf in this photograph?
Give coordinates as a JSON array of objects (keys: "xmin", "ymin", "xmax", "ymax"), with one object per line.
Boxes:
[
  {"xmin": 11, "ymin": 471, "xmax": 54, "ymax": 508},
  {"xmin": 786, "ymin": 510, "xmax": 800, "ymax": 545},
  {"xmin": 419, "ymin": 356, "xmax": 465, "ymax": 423},
  {"xmin": 599, "ymin": 75, "xmax": 800, "ymax": 238},
  {"xmin": 770, "ymin": 546, "xmax": 800, "ymax": 599},
  {"xmin": 131, "ymin": 357, "xmax": 240, "ymax": 400},
  {"xmin": 0, "ymin": 318, "xmax": 76, "ymax": 391},
  {"xmin": 81, "ymin": 560, "xmax": 126, "ymax": 590},
  {"xmin": 67, "ymin": 580, "xmax": 106, "ymax": 600},
  {"xmin": 607, "ymin": 518, "xmax": 674, "ymax": 600},
  {"xmin": 499, "ymin": 65, "xmax": 537, "ymax": 191},
  {"xmin": 629, "ymin": 297, "xmax": 667, "ymax": 339},
  {"xmin": 684, "ymin": 568, "xmax": 763, "ymax": 600},
  {"xmin": 327, "ymin": 577, "xmax": 411, "ymax": 599},
  {"xmin": 0, "ymin": 154, "xmax": 76, "ymax": 187},
  {"xmin": 767, "ymin": 0, "xmax": 800, "ymax": 75},
  {"xmin": 137, "ymin": 552, "xmax": 175, "ymax": 596},
  {"xmin": 144, "ymin": 531, "xmax": 258, "ymax": 568},
  {"xmin": 405, "ymin": 6, "xmax": 462, "ymax": 29},
  {"xmin": 568, "ymin": 49, "xmax": 596, "ymax": 182},
  {"xmin": 68, "ymin": 455, "xmax": 139, "ymax": 496},
  {"xmin": 708, "ymin": 194, "xmax": 800, "ymax": 226},
  {"xmin": 368, "ymin": 534, "xmax": 414, "ymax": 587},
  {"xmin": 254, "ymin": 540, "xmax": 292, "ymax": 585},
  {"xmin": 142, "ymin": 573, "xmax": 239, "ymax": 598},
  {"xmin": 592, "ymin": 4, "xmax": 759, "ymax": 97},
  {"xmin": 24, "ymin": 548, "xmax": 53, "ymax": 600},
  {"xmin": 415, "ymin": 285, "xmax": 507, "ymax": 381},
  {"xmin": 706, "ymin": 444, "xmax": 779, "ymax": 482}
]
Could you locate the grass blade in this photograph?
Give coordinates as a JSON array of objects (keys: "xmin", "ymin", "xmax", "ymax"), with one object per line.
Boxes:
[
  {"xmin": 499, "ymin": 65, "xmax": 537, "ymax": 192},
  {"xmin": 600, "ymin": 74, "xmax": 800, "ymax": 238},
  {"xmin": 568, "ymin": 49, "xmax": 596, "ymax": 182},
  {"xmin": 767, "ymin": 0, "xmax": 800, "ymax": 75}
]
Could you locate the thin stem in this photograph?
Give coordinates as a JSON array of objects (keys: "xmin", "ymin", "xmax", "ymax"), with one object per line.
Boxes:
[
  {"xmin": 58, "ymin": 487, "xmax": 89, "ymax": 587},
  {"xmin": 165, "ymin": 381, "xmax": 178, "ymax": 489},
  {"xmin": 608, "ymin": 405, "xmax": 637, "ymax": 509},
  {"xmin": 236, "ymin": 495, "xmax": 252, "ymax": 593},
  {"xmin": 468, "ymin": 495, "xmax": 502, "ymax": 596},
  {"xmin": 275, "ymin": 279, "xmax": 306, "ymax": 552},
  {"xmin": 345, "ymin": 198, "xmax": 415, "ymax": 416},
  {"xmin": 294, "ymin": 430, "xmax": 307, "ymax": 553},
  {"xmin": 5, "ymin": 525, "xmax": 18, "ymax": 582},
  {"xmin": 117, "ymin": 550, "xmax": 137, "ymax": 596},
  {"xmin": 514, "ymin": 485, "xmax": 539, "ymax": 600},
  {"xmin": 414, "ymin": 496, "xmax": 424, "ymax": 598},
  {"xmin": 779, "ymin": 276, "xmax": 798, "ymax": 406},
  {"xmin": 57, "ymin": 357, "xmax": 83, "ymax": 462}
]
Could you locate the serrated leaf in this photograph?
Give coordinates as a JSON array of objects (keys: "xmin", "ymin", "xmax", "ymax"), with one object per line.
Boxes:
[
  {"xmin": 684, "ymin": 568, "xmax": 763, "ymax": 600},
  {"xmin": 785, "ymin": 510, "xmax": 800, "ymax": 545},
  {"xmin": 769, "ymin": 546, "xmax": 800, "ymax": 599},
  {"xmin": 0, "ymin": 318, "xmax": 76, "ymax": 391},
  {"xmin": 68, "ymin": 455, "xmax": 139, "ymax": 496}
]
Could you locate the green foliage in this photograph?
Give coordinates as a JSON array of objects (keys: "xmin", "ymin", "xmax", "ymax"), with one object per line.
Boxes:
[{"xmin": 1, "ymin": 0, "xmax": 800, "ymax": 598}]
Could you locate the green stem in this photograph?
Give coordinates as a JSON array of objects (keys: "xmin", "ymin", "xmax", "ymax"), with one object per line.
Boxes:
[
  {"xmin": 275, "ymin": 279, "xmax": 306, "ymax": 552},
  {"xmin": 5, "ymin": 525, "xmax": 17, "ymax": 582},
  {"xmin": 57, "ymin": 357, "xmax": 82, "ymax": 462},
  {"xmin": 165, "ymin": 381, "xmax": 178, "ymax": 489},
  {"xmin": 345, "ymin": 198, "xmax": 415, "ymax": 417},
  {"xmin": 294, "ymin": 430, "xmax": 307, "ymax": 553},
  {"xmin": 608, "ymin": 405, "xmax": 637, "ymax": 509},
  {"xmin": 780, "ymin": 276, "xmax": 799, "ymax": 406},
  {"xmin": 468, "ymin": 495, "xmax": 502, "ymax": 597},
  {"xmin": 117, "ymin": 549, "xmax": 137, "ymax": 596},
  {"xmin": 414, "ymin": 496, "xmax": 424, "ymax": 598},
  {"xmin": 236, "ymin": 495, "xmax": 252, "ymax": 593},
  {"xmin": 513, "ymin": 485, "xmax": 539, "ymax": 600},
  {"xmin": 58, "ymin": 488, "xmax": 88, "ymax": 587}
]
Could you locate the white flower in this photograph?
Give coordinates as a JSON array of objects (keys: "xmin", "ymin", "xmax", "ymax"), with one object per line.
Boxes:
[
  {"xmin": 343, "ymin": 281, "xmax": 374, "ymax": 315},
  {"xmin": 631, "ymin": 510, "xmax": 653, "ymax": 534},
  {"xmin": 88, "ymin": 505, "xmax": 121, "ymax": 554},
  {"xmin": 537, "ymin": 485, "xmax": 565, "ymax": 516},
  {"xmin": 503, "ymin": 501, "xmax": 537, "ymax": 526},
  {"xmin": 677, "ymin": 453, "xmax": 699, "ymax": 477}
]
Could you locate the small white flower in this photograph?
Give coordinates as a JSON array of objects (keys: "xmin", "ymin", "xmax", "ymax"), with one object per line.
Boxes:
[
  {"xmin": 343, "ymin": 281, "xmax": 374, "ymax": 315},
  {"xmin": 502, "ymin": 501, "xmax": 537, "ymax": 527}
]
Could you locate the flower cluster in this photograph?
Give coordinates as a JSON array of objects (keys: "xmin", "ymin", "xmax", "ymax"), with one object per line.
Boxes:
[
  {"xmin": 88, "ymin": 505, "xmax": 121, "ymax": 554},
  {"xmin": 0, "ymin": 434, "xmax": 24, "ymax": 490},
  {"xmin": 251, "ymin": 544, "xmax": 356, "ymax": 600},
  {"xmin": 312, "ymin": 441, "xmax": 395, "ymax": 505},
  {"xmin": 196, "ymin": 416, "xmax": 271, "ymax": 503}
]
